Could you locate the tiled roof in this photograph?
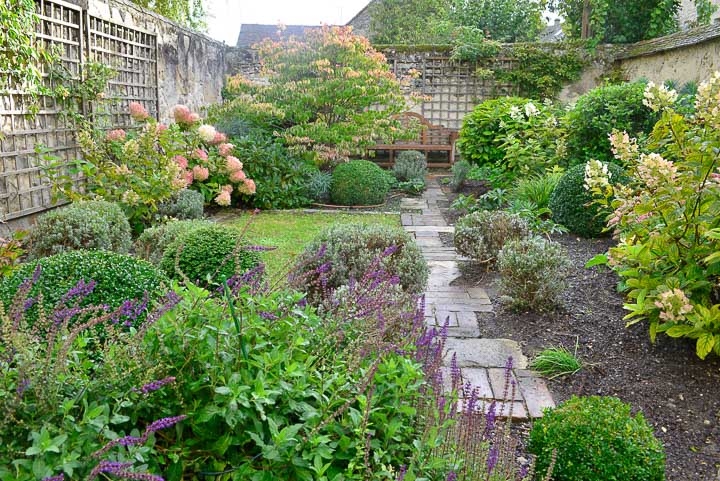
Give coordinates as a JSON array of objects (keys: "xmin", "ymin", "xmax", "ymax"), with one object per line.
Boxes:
[{"xmin": 236, "ymin": 24, "xmax": 320, "ymax": 48}]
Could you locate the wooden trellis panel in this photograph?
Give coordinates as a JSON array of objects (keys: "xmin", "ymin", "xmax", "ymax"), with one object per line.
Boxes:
[
  {"xmin": 387, "ymin": 52, "xmax": 519, "ymax": 130},
  {"xmin": 0, "ymin": 0, "xmax": 83, "ymax": 221},
  {"xmin": 86, "ymin": 14, "xmax": 158, "ymax": 128},
  {"xmin": 0, "ymin": 1, "xmax": 159, "ymax": 222}
]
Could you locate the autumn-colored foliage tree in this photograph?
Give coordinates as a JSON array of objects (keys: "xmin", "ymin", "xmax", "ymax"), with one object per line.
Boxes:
[{"xmin": 221, "ymin": 26, "xmax": 417, "ymax": 165}]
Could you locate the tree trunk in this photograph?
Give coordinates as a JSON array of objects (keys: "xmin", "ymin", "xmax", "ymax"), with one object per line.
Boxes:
[{"xmin": 581, "ymin": 0, "xmax": 592, "ymax": 39}]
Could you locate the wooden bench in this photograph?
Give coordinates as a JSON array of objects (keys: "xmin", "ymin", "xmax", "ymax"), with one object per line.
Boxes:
[{"xmin": 369, "ymin": 112, "xmax": 458, "ymax": 167}]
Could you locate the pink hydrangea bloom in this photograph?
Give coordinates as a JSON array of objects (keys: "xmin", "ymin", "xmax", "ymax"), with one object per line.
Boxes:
[
  {"xmin": 226, "ymin": 156, "xmax": 243, "ymax": 172},
  {"xmin": 129, "ymin": 102, "xmax": 149, "ymax": 121},
  {"xmin": 157, "ymin": 123, "xmax": 168, "ymax": 132},
  {"xmin": 211, "ymin": 132, "xmax": 228, "ymax": 145},
  {"xmin": 188, "ymin": 113, "xmax": 200, "ymax": 123},
  {"xmin": 193, "ymin": 148, "xmax": 209, "ymax": 161},
  {"xmin": 215, "ymin": 190, "xmax": 232, "ymax": 206},
  {"xmin": 173, "ymin": 105, "xmax": 191, "ymax": 123},
  {"xmin": 106, "ymin": 129, "xmax": 126, "ymax": 141},
  {"xmin": 221, "ymin": 184, "xmax": 233, "ymax": 193},
  {"xmin": 184, "ymin": 170, "xmax": 194, "ymax": 185},
  {"xmin": 174, "ymin": 155, "xmax": 188, "ymax": 169},
  {"xmin": 192, "ymin": 165, "xmax": 209, "ymax": 182},
  {"xmin": 230, "ymin": 170, "xmax": 246, "ymax": 182},
  {"xmin": 238, "ymin": 178, "xmax": 256, "ymax": 194},
  {"xmin": 197, "ymin": 124, "xmax": 217, "ymax": 143},
  {"xmin": 218, "ymin": 143, "xmax": 235, "ymax": 157}
]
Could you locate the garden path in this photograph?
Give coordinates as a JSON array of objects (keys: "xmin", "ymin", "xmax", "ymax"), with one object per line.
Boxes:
[{"xmin": 401, "ymin": 176, "xmax": 555, "ymax": 420}]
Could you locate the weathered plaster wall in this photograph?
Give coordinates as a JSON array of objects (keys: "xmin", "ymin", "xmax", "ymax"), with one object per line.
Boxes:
[
  {"xmin": 615, "ymin": 23, "xmax": 720, "ymax": 85},
  {"xmin": 69, "ymin": 0, "xmax": 229, "ymax": 122}
]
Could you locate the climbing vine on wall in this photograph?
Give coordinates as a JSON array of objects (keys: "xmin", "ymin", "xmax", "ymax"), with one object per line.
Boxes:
[
  {"xmin": 0, "ymin": 0, "xmax": 55, "ymax": 105},
  {"xmin": 495, "ymin": 43, "xmax": 587, "ymax": 99},
  {"xmin": 447, "ymin": 36, "xmax": 587, "ymax": 99}
]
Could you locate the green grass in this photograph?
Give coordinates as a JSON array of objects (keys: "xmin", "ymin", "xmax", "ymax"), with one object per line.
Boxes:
[
  {"xmin": 529, "ymin": 340, "xmax": 583, "ymax": 379},
  {"xmin": 223, "ymin": 211, "xmax": 400, "ymax": 279}
]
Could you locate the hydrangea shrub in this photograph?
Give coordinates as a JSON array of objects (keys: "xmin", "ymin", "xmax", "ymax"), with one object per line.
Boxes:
[
  {"xmin": 585, "ymin": 73, "xmax": 720, "ymax": 359},
  {"xmin": 46, "ymin": 102, "xmax": 256, "ymax": 232}
]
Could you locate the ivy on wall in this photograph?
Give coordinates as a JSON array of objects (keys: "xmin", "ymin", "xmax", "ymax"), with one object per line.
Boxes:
[
  {"xmin": 0, "ymin": 0, "xmax": 54, "ymax": 108},
  {"xmin": 495, "ymin": 44, "xmax": 587, "ymax": 99},
  {"xmin": 446, "ymin": 36, "xmax": 587, "ymax": 99}
]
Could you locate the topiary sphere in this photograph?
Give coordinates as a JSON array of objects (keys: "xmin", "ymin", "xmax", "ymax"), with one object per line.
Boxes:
[
  {"xmin": 528, "ymin": 396, "xmax": 665, "ymax": 481},
  {"xmin": 134, "ymin": 219, "xmax": 216, "ymax": 266},
  {"xmin": 565, "ymin": 81, "xmax": 658, "ymax": 165},
  {"xmin": 0, "ymin": 250, "xmax": 167, "ymax": 330},
  {"xmin": 160, "ymin": 224, "xmax": 260, "ymax": 286},
  {"xmin": 330, "ymin": 160, "xmax": 390, "ymax": 206},
  {"xmin": 549, "ymin": 162, "xmax": 628, "ymax": 238}
]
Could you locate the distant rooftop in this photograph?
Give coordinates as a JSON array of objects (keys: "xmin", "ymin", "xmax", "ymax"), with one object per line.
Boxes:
[
  {"xmin": 236, "ymin": 24, "xmax": 323, "ymax": 48},
  {"xmin": 539, "ymin": 18, "xmax": 565, "ymax": 42}
]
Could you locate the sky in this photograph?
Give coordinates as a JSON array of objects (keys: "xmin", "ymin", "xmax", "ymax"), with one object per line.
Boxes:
[{"xmin": 204, "ymin": 0, "xmax": 370, "ymax": 45}]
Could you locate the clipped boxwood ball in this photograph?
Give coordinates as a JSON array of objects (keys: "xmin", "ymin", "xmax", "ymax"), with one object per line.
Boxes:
[
  {"xmin": 330, "ymin": 160, "xmax": 390, "ymax": 206},
  {"xmin": 549, "ymin": 162, "xmax": 628, "ymax": 238},
  {"xmin": 160, "ymin": 224, "xmax": 260, "ymax": 286},
  {"xmin": 0, "ymin": 250, "xmax": 167, "ymax": 329},
  {"xmin": 528, "ymin": 396, "xmax": 665, "ymax": 481},
  {"xmin": 135, "ymin": 219, "xmax": 215, "ymax": 266}
]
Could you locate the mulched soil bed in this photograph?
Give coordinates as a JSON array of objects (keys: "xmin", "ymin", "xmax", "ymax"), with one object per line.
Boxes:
[{"xmin": 440, "ymin": 186, "xmax": 720, "ymax": 481}]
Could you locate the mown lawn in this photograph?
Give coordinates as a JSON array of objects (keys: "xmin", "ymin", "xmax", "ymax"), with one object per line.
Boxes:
[{"xmin": 224, "ymin": 211, "xmax": 400, "ymax": 279}]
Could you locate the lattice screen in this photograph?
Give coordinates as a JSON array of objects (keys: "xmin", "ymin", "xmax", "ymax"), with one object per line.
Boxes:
[
  {"xmin": 0, "ymin": 0, "xmax": 83, "ymax": 221},
  {"xmin": 0, "ymin": 0, "xmax": 159, "ymax": 221},
  {"xmin": 387, "ymin": 52, "xmax": 518, "ymax": 130},
  {"xmin": 86, "ymin": 14, "xmax": 158, "ymax": 128}
]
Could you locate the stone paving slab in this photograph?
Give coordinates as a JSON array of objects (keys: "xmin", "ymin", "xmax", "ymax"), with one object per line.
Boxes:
[
  {"xmin": 444, "ymin": 338, "xmax": 528, "ymax": 369},
  {"xmin": 515, "ymin": 369, "xmax": 556, "ymax": 417},
  {"xmin": 400, "ymin": 198, "xmax": 428, "ymax": 210},
  {"xmin": 414, "ymin": 237, "xmax": 443, "ymax": 247},
  {"xmin": 404, "ymin": 225, "xmax": 455, "ymax": 233}
]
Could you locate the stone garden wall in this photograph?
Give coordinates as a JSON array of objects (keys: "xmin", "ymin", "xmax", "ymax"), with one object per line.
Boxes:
[{"xmin": 615, "ymin": 23, "xmax": 720, "ymax": 85}]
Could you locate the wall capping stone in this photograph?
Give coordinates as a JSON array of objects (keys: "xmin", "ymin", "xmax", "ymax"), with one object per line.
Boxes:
[{"xmin": 615, "ymin": 23, "xmax": 720, "ymax": 60}]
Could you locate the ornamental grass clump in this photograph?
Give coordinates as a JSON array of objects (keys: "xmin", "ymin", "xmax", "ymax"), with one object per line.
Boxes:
[
  {"xmin": 497, "ymin": 236, "xmax": 570, "ymax": 312},
  {"xmin": 28, "ymin": 200, "xmax": 132, "ymax": 258},
  {"xmin": 290, "ymin": 223, "xmax": 427, "ymax": 304},
  {"xmin": 528, "ymin": 396, "xmax": 665, "ymax": 481},
  {"xmin": 454, "ymin": 210, "xmax": 530, "ymax": 264},
  {"xmin": 529, "ymin": 341, "xmax": 583, "ymax": 379}
]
